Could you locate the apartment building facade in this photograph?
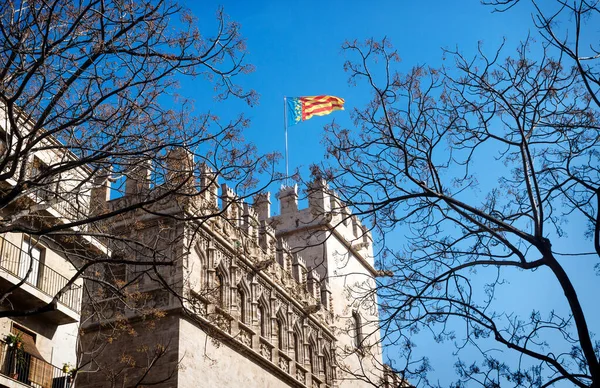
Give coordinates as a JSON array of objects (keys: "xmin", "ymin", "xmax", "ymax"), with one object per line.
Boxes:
[{"xmin": 0, "ymin": 107, "xmax": 106, "ymax": 388}]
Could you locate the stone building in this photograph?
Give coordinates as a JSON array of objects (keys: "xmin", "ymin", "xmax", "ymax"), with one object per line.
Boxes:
[{"xmin": 77, "ymin": 150, "xmax": 388, "ymax": 388}]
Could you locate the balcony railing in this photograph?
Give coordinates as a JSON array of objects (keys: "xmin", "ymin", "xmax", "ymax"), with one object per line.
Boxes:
[
  {"xmin": 0, "ymin": 341, "xmax": 71, "ymax": 388},
  {"xmin": 53, "ymin": 199, "xmax": 85, "ymax": 221},
  {"xmin": 34, "ymin": 189, "xmax": 88, "ymax": 230},
  {"xmin": 0, "ymin": 236, "xmax": 81, "ymax": 312}
]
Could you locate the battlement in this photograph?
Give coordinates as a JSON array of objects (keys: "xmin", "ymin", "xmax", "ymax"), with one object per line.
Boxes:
[
  {"xmin": 91, "ymin": 149, "xmax": 370, "ymax": 233},
  {"xmin": 267, "ymin": 182, "xmax": 374, "ymax": 266}
]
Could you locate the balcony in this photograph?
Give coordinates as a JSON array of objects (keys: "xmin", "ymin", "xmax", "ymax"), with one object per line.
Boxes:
[
  {"xmin": 0, "ymin": 341, "xmax": 71, "ymax": 388},
  {"xmin": 33, "ymin": 188, "xmax": 89, "ymax": 232},
  {"xmin": 0, "ymin": 236, "xmax": 81, "ymax": 324}
]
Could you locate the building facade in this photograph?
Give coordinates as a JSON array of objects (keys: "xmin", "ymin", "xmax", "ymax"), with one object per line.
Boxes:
[
  {"xmin": 77, "ymin": 152, "xmax": 387, "ymax": 388},
  {"xmin": 0, "ymin": 107, "xmax": 107, "ymax": 388}
]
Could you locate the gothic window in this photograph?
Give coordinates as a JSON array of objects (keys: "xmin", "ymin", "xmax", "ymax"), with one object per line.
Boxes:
[
  {"xmin": 308, "ymin": 344, "xmax": 315, "ymax": 373},
  {"xmin": 323, "ymin": 352, "xmax": 332, "ymax": 384},
  {"xmin": 257, "ymin": 304, "xmax": 267, "ymax": 337},
  {"xmin": 353, "ymin": 310, "xmax": 363, "ymax": 349},
  {"xmin": 293, "ymin": 332, "xmax": 301, "ymax": 362},
  {"xmin": 274, "ymin": 319, "xmax": 280, "ymax": 348},
  {"xmin": 237, "ymin": 288, "xmax": 246, "ymax": 323},
  {"xmin": 193, "ymin": 249, "xmax": 208, "ymax": 291},
  {"xmin": 276, "ymin": 319, "xmax": 284, "ymax": 350},
  {"xmin": 215, "ymin": 270, "xmax": 225, "ymax": 306}
]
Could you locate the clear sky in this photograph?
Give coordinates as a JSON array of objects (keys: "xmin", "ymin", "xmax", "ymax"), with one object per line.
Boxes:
[
  {"xmin": 184, "ymin": 0, "xmax": 536, "ymax": 184},
  {"xmin": 180, "ymin": 1, "xmax": 598, "ymax": 386}
]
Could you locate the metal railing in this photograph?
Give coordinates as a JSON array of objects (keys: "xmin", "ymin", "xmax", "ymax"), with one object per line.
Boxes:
[
  {"xmin": 52, "ymin": 198, "xmax": 85, "ymax": 220},
  {"xmin": 34, "ymin": 189, "xmax": 88, "ymax": 230},
  {"xmin": 0, "ymin": 341, "xmax": 71, "ymax": 388},
  {"xmin": 0, "ymin": 236, "xmax": 81, "ymax": 313}
]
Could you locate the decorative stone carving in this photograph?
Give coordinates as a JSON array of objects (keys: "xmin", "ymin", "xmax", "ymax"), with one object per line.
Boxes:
[
  {"xmin": 292, "ymin": 310, "xmax": 301, "ymax": 326},
  {"xmin": 256, "ymin": 278, "xmax": 270, "ymax": 297},
  {"xmin": 278, "ymin": 357, "xmax": 289, "ymax": 373},
  {"xmin": 297, "ymin": 370, "xmax": 306, "ymax": 384},
  {"xmin": 213, "ymin": 313, "xmax": 232, "ymax": 334},
  {"xmin": 276, "ymin": 296, "xmax": 288, "ymax": 312},
  {"xmin": 260, "ymin": 343, "xmax": 272, "ymax": 360},
  {"xmin": 237, "ymin": 261, "xmax": 250, "ymax": 274},
  {"xmin": 189, "ymin": 298, "xmax": 207, "ymax": 316},
  {"xmin": 238, "ymin": 330, "xmax": 252, "ymax": 347}
]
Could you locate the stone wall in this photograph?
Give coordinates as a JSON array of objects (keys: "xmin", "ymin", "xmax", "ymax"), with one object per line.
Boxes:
[{"xmin": 78, "ymin": 314, "xmax": 181, "ymax": 388}]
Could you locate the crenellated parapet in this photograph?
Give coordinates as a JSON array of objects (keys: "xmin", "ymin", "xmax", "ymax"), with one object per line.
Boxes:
[
  {"xmin": 199, "ymin": 163, "xmax": 219, "ymax": 209},
  {"xmin": 253, "ymin": 192, "xmax": 271, "ymax": 221},
  {"xmin": 90, "ymin": 147, "xmax": 371, "ymax": 251},
  {"xmin": 165, "ymin": 147, "xmax": 195, "ymax": 191},
  {"xmin": 277, "ymin": 185, "xmax": 298, "ymax": 215},
  {"xmin": 124, "ymin": 159, "xmax": 152, "ymax": 196},
  {"xmin": 267, "ymin": 182, "xmax": 375, "ymax": 278},
  {"xmin": 259, "ymin": 220, "xmax": 276, "ymax": 254}
]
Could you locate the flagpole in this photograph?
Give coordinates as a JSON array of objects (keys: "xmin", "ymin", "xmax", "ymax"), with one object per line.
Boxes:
[{"xmin": 284, "ymin": 96, "xmax": 289, "ymax": 186}]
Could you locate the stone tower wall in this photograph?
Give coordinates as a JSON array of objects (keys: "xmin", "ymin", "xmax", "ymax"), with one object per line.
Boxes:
[{"xmin": 266, "ymin": 182, "xmax": 383, "ymax": 387}]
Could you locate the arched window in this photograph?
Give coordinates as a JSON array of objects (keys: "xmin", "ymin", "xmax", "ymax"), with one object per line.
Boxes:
[
  {"xmin": 323, "ymin": 352, "xmax": 332, "ymax": 383},
  {"xmin": 215, "ymin": 271, "xmax": 224, "ymax": 306},
  {"xmin": 276, "ymin": 320, "xmax": 284, "ymax": 350},
  {"xmin": 274, "ymin": 319, "xmax": 280, "ymax": 348},
  {"xmin": 193, "ymin": 246, "xmax": 208, "ymax": 291},
  {"xmin": 258, "ymin": 305, "xmax": 266, "ymax": 337},
  {"xmin": 353, "ymin": 310, "xmax": 363, "ymax": 348},
  {"xmin": 237, "ymin": 288, "xmax": 246, "ymax": 323},
  {"xmin": 293, "ymin": 332, "xmax": 301, "ymax": 362},
  {"xmin": 308, "ymin": 344, "xmax": 315, "ymax": 373}
]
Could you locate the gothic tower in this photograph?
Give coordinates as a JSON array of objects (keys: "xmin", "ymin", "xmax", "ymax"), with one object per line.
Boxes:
[
  {"xmin": 270, "ymin": 181, "xmax": 384, "ymax": 386},
  {"xmin": 78, "ymin": 156, "xmax": 385, "ymax": 388}
]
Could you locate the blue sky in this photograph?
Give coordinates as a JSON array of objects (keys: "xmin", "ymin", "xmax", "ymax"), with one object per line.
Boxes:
[
  {"xmin": 185, "ymin": 0, "xmax": 536, "ymax": 183},
  {"xmin": 180, "ymin": 1, "xmax": 598, "ymax": 385}
]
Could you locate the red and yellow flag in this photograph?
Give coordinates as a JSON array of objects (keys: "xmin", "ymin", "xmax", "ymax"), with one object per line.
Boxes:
[{"xmin": 287, "ymin": 95, "xmax": 345, "ymax": 126}]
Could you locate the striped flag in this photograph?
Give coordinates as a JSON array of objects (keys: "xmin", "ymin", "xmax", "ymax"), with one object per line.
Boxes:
[{"xmin": 287, "ymin": 96, "xmax": 345, "ymax": 126}]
